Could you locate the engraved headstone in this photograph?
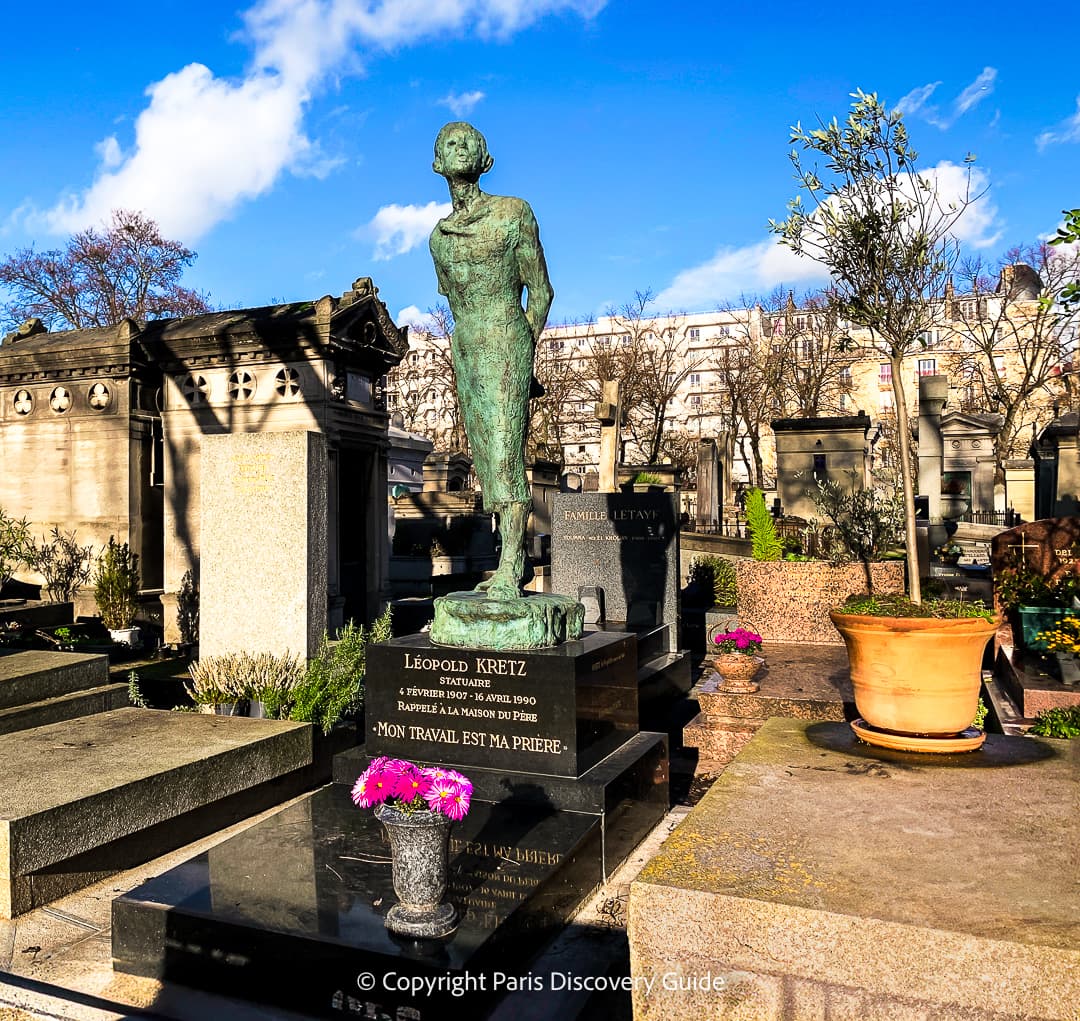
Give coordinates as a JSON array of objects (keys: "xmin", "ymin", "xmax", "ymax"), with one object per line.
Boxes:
[
  {"xmin": 200, "ymin": 431, "xmax": 328, "ymax": 660},
  {"xmin": 990, "ymin": 517, "xmax": 1080, "ymax": 589},
  {"xmin": 551, "ymin": 491, "xmax": 680, "ymax": 649}
]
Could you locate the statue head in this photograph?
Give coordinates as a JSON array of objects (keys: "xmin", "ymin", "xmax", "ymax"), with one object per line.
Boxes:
[{"xmin": 433, "ymin": 121, "xmax": 494, "ymax": 181}]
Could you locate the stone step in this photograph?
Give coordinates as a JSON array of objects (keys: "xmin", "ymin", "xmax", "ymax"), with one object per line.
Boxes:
[
  {"xmin": 682, "ymin": 712, "xmax": 764, "ymax": 765},
  {"xmin": 0, "ymin": 681, "xmax": 129, "ymax": 736},
  {"xmin": 0, "ymin": 707, "xmax": 312, "ymax": 917},
  {"xmin": 0, "ymin": 650, "xmax": 110, "ymax": 710}
]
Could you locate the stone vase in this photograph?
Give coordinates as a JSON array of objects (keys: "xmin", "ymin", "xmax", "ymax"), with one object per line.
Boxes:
[
  {"xmin": 713, "ymin": 653, "xmax": 763, "ymax": 693},
  {"xmin": 375, "ymin": 803, "xmax": 457, "ymax": 939}
]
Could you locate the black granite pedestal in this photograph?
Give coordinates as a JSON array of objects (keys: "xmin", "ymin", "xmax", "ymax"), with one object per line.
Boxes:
[{"xmin": 365, "ymin": 630, "xmax": 639, "ymax": 778}]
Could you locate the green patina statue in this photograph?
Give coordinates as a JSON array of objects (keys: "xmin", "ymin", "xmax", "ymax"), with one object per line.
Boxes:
[
  {"xmin": 429, "ymin": 121, "xmax": 553, "ymax": 600},
  {"xmin": 427, "ymin": 122, "xmax": 583, "ymax": 649}
]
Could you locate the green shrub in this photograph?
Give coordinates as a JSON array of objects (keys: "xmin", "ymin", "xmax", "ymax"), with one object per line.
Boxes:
[
  {"xmin": 0, "ymin": 509, "xmax": 35, "ymax": 591},
  {"xmin": 283, "ymin": 606, "xmax": 393, "ymax": 734},
  {"xmin": 689, "ymin": 555, "xmax": 737, "ymax": 607},
  {"xmin": 633, "ymin": 471, "xmax": 663, "ymax": 486},
  {"xmin": 746, "ymin": 489, "xmax": 783, "ymax": 561},
  {"xmin": 1029, "ymin": 705, "xmax": 1080, "ymax": 740},
  {"xmin": 94, "ymin": 536, "xmax": 140, "ymax": 629},
  {"xmin": 34, "ymin": 526, "xmax": 94, "ymax": 602}
]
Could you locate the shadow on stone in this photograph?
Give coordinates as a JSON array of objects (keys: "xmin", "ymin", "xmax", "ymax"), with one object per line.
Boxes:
[{"xmin": 804, "ymin": 721, "xmax": 1059, "ymax": 768}]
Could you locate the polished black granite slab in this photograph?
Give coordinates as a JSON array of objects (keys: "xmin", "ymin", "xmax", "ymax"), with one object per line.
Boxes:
[
  {"xmin": 365, "ymin": 631, "xmax": 638, "ymax": 776},
  {"xmin": 113, "ymin": 779, "xmax": 664, "ymax": 1019}
]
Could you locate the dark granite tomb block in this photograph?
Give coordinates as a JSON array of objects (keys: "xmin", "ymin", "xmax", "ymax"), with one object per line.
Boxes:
[{"xmin": 365, "ymin": 631, "xmax": 637, "ymax": 777}]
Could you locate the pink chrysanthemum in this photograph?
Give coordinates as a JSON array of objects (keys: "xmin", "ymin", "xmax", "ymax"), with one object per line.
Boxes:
[
  {"xmin": 424, "ymin": 778, "xmax": 460, "ymax": 816},
  {"xmin": 445, "ymin": 783, "xmax": 471, "ymax": 821},
  {"xmin": 393, "ymin": 763, "xmax": 434, "ymax": 803}
]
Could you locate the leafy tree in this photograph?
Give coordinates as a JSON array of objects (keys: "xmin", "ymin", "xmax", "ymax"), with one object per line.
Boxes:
[
  {"xmin": 770, "ymin": 89, "xmax": 980, "ymax": 603},
  {"xmin": 0, "ymin": 209, "xmax": 210, "ymax": 333},
  {"xmin": 1049, "ymin": 208, "xmax": 1080, "ymax": 309}
]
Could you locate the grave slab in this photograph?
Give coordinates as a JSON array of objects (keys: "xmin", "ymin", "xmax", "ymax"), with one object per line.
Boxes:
[
  {"xmin": 0, "ymin": 649, "xmax": 109, "ymax": 710},
  {"xmin": 0, "ymin": 708, "xmax": 311, "ymax": 917},
  {"xmin": 996, "ymin": 644, "xmax": 1080, "ymax": 717},
  {"xmin": 630, "ymin": 717, "xmax": 1078, "ymax": 1021},
  {"xmin": 113, "ymin": 769, "xmax": 668, "ymax": 1020}
]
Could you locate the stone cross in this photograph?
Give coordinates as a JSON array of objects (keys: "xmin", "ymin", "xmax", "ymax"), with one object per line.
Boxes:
[{"xmin": 596, "ymin": 379, "xmax": 621, "ymax": 494}]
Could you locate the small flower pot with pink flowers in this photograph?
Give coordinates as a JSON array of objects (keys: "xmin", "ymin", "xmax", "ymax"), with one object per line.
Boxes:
[
  {"xmin": 711, "ymin": 627, "xmax": 764, "ymax": 693},
  {"xmin": 351, "ymin": 757, "xmax": 473, "ymax": 939}
]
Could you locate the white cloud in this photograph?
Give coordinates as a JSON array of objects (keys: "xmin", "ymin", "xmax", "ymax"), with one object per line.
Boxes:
[
  {"xmin": 31, "ymin": 0, "xmax": 607, "ymax": 241},
  {"xmin": 896, "ymin": 67, "xmax": 996, "ymax": 130},
  {"xmin": 656, "ymin": 163, "xmax": 1001, "ymax": 312},
  {"xmin": 896, "ymin": 82, "xmax": 941, "ymax": 118},
  {"xmin": 437, "ymin": 90, "xmax": 486, "ymax": 117},
  {"xmin": 365, "ymin": 201, "xmax": 450, "ymax": 260},
  {"xmin": 1036, "ymin": 96, "xmax": 1080, "ymax": 151},
  {"xmin": 396, "ymin": 304, "xmax": 439, "ymax": 331},
  {"xmin": 94, "ymin": 136, "xmax": 123, "ymax": 169},
  {"xmin": 656, "ymin": 240, "xmax": 826, "ymax": 312}
]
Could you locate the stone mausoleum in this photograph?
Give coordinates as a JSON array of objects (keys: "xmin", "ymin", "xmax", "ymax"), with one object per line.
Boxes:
[{"xmin": 0, "ymin": 277, "xmax": 407, "ymax": 639}]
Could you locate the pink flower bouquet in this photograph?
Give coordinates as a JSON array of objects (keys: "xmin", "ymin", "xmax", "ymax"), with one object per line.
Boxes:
[
  {"xmin": 351, "ymin": 756, "xmax": 473, "ymax": 821},
  {"xmin": 712, "ymin": 627, "xmax": 763, "ymax": 656}
]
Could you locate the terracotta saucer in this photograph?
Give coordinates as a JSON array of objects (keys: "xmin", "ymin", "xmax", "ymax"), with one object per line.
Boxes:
[{"xmin": 850, "ymin": 718, "xmax": 986, "ymax": 754}]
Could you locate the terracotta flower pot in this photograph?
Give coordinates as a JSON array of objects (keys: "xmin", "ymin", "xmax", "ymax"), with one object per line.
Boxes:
[
  {"xmin": 829, "ymin": 610, "xmax": 999, "ymax": 746},
  {"xmin": 713, "ymin": 653, "xmax": 764, "ymax": 693}
]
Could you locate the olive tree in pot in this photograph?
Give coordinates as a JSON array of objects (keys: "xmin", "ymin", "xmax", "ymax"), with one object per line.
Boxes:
[
  {"xmin": 94, "ymin": 536, "xmax": 141, "ymax": 647},
  {"xmin": 771, "ymin": 91, "xmax": 999, "ymax": 752}
]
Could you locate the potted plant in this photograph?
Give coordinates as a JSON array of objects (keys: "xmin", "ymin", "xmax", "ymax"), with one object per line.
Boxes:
[
  {"xmin": 711, "ymin": 627, "xmax": 764, "ymax": 693},
  {"xmin": 1034, "ymin": 616, "xmax": 1080, "ymax": 686},
  {"xmin": 351, "ymin": 756, "xmax": 473, "ymax": 938},
  {"xmin": 186, "ymin": 650, "xmax": 304, "ymax": 716},
  {"xmin": 994, "ymin": 551, "xmax": 1079, "ymax": 651},
  {"xmin": 94, "ymin": 536, "xmax": 141, "ymax": 646},
  {"xmin": 830, "ymin": 594, "xmax": 999, "ymax": 752}
]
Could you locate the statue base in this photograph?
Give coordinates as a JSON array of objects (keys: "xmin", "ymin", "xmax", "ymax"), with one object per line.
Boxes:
[{"xmin": 430, "ymin": 591, "xmax": 585, "ymax": 650}]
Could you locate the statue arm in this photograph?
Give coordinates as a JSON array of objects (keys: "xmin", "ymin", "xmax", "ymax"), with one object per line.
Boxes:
[
  {"xmin": 430, "ymin": 234, "xmax": 450, "ymax": 298},
  {"xmin": 516, "ymin": 202, "xmax": 553, "ymax": 345}
]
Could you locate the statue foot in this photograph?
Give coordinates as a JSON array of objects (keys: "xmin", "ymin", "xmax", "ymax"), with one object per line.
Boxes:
[{"xmin": 474, "ymin": 572, "xmax": 521, "ymax": 601}]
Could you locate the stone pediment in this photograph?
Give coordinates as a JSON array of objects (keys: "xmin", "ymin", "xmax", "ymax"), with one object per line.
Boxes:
[
  {"xmin": 142, "ymin": 278, "xmax": 408, "ymax": 377},
  {"xmin": 939, "ymin": 412, "xmax": 1004, "ymax": 439}
]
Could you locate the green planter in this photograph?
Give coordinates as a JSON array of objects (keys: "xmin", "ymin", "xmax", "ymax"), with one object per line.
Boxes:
[{"xmin": 1017, "ymin": 606, "xmax": 1071, "ymax": 651}]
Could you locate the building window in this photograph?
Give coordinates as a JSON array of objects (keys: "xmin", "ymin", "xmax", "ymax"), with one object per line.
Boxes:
[
  {"xmin": 993, "ymin": 354, "xmax": 1006, "ymax": 376},
  {"xmin": 880, "ymin": 391, "xmax": 895, "ymax": 412},
  {"xmin": 917, "ymin": 358, "xmax": 937, "ymax": 377},
  {"xmin": 839, "ymin": 367, "xmax": 852, "ymax": 387},
  {"xmin": 879, "ymin": 363, "xmax": 892, "ymax": 384},
  {"xmin": 839, "ymin": 392, "xmax": 849, "ymax": 411},
  {"xmin": 689, "ymin": 373, "xmax": 701, "ymax": 386},
  {"xmin": 620, "ymin": 335, "xmax": 632, "ymax": 346},
  {"xmin": 549, "ymin": 339, "xmax": 564, "ymax": 351},
  {"xmin": 689, "ymin": 395, "xmax": 702, "ymax": 407},
  {"xmin": 688, "ymin": 328, "xmax": 701, "ymax": 341}
]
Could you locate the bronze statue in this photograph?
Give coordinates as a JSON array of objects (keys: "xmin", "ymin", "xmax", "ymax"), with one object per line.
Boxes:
[{"xmin": 429, "ymin": 122, "xmax": 554, "ymax": 600}]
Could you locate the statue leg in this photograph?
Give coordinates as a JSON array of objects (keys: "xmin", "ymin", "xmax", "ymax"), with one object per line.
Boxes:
[{"xmin": 475, "ymin": 500, "xmax": 528, "ymax": 599}]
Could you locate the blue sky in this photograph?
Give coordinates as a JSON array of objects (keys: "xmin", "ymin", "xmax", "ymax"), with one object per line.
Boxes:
[{"xmin": 2, "ymin": 0, "xmax": 1078, "ymax": 331}]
